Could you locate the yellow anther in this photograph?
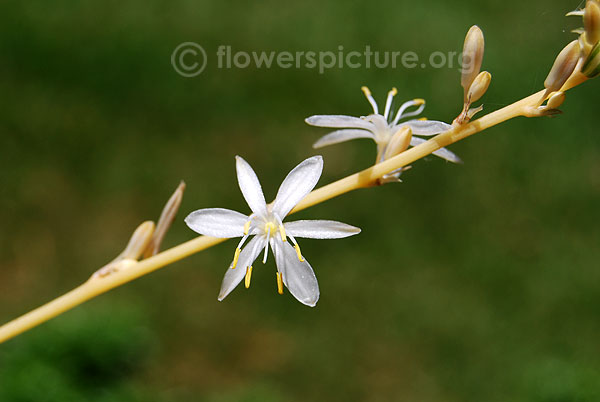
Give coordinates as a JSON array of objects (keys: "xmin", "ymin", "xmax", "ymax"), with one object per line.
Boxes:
[
  {"xmin": 276, "ymin": 272, "xmax": 284, "ymax": 295},
  {"xmin": 390, "ymin": 87, "xmax": 398, "ymax": 96},
  {"xmin": 279, "ymin": 224, "xmax": 287, "ymax": 242},
  {"xmin": 243, "ymin": 221, "xmax": 251, "ymax": 235},
  {"xmin": 413, "ymin": 98, "xmax": 425, "ymax": 105},
  {"xmin": 294, "ymin": 244, "xmax": 304, "ymax": 262},
  {"xmin": 418, "ymin": 117, "xmax": 428, "ymax": 121},
  {"xmin": 361, "ymin": 86, "xmax": 372, "ymax": 96},
  {"xmin": 231, "ymin": 248, "xmax": 241, "ymax": 269},
  {"xmin": 245, "ymin": 266, "xmax": 253, "ymax": 288}
]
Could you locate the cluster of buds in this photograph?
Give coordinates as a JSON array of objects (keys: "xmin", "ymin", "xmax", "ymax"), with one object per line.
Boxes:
[
  {"xmin": 92, "ymin": 182, "xmax": 186, "ymax": 278},
  {"xmin": 547, "ymin": 2, "xmax": 600, "ymax": 86},
  {"xmin": 530, "ymin": 2, "xmax": 600, "ymax": 117},
  {"xmin": 568, "ymin": 0, "xmax": 600, "ymax": 78},
  {"xmin": 454, "ymin": 26, "xmax": 491, "ymax": 125},
  {"xmin": 531, "ymin": 40, "xmax": 581, "ymax": 117}
]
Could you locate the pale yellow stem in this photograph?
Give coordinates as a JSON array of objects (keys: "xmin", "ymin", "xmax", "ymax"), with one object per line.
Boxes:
[
  {"xmin": 0, "ymin": 236, "xmax": 226, "ymax": 343},
  {"xmin": 0, "ymin": 77, "xmax": 588, "ymax": 344}
]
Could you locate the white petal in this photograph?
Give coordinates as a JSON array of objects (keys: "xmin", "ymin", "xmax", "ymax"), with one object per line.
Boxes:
[
  {"xmin": 218, "ymin": 235, "xmax": 265, "ymax": 301},
  {"xmin": 432, "ymin": 147, "xmax": 463, "ymax": 164},
  {"xmin": 305, "ymin": 115, "xmax": 375, "ymax": 130},
  {"xmin": 313, "ymin": 129, "xmax": 375, "ymax": 149},
  {"xmin": 272, "ymin": 239, "xmax": 319, "ymax": 307},
  {"xmin": 284, "ymin": 220, "xmax": 361, "ymax": 239},
  {"xmin": 410, "ymin": 137, "xmax": 463, "ymax": 164},
  {"xmin": 185, "ymin": 208, "xmax": 247, "ymax": 238},
  {"xmin": 402, "ymin": 120, "xmax": 452, "ymax": 136},
  {"xmin": 272, "ymin": 156, "xmax": 323, "ymax": 218},
  {"xmin": 236, "ymin": 156, "xmax": 268, "ymax": 217}
]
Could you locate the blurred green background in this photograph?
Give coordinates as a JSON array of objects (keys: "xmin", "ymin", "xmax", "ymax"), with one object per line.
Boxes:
[{"xmin": 1, "ymin": 0, "xmax": 599, "ymax": 401}]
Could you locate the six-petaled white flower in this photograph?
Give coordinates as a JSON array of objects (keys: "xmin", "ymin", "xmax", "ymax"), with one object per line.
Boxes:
[
  {"xmin": 305, "ymin": 86, "xmax": 461, "ymax": 182},
  {"xmin": 185, "ymin": 155, "xmax": 361, "ymax": 307}
]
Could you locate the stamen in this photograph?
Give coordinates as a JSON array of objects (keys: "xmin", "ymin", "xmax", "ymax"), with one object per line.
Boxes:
[
  {"xmin": 245, "ymin": 266, "xmax": 253, "ymax": 288},
  {"xmin": 272, "ymin": 212, "xmax": 286, "ymax": 242},
  {"xmin": 392, "ymin": 99, "xmax": 426, "ymax": 125},
  {"xmin": 418, "ymin": 117, "xmax": 427, "ymax": 121},
  {"xmin": 231, "ymin": 248, "xmax": 241, "ymax": 269},
  {"xmin": 234, "ymin": 233, "xmax": 252, "ymax": 260},
  {"xmin": 276, "ymin": 272, "xmax": 284, "ymax": 295},
  {"xmin": 361, "ymin": 86, "xmax": 379, "ymax": 115},
  {"xmin": 294, "ymin": 244, "xmax": 304, "ymax": 262},
  {"xmin": 262, "ymin": 228, "xmax": 271, "ymax": 264},
  {"xmin": 243, "ymin": 221, "xmax": 251, "ymax": 235},
  {"xmin": 383, "ymin": 87, "xmax": 398, "ymax": 120},
  {"xmin": 287, "ymin": 234, "xmax": 304, "ymax": 262}
]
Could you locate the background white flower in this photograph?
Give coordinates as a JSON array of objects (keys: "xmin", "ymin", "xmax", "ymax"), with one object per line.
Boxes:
[
  {"xmin": 305, "ymin": 86, "xmax": 462, "ymax": 168},
  {"xmin": 185, "ymin": 155, "xmax": 361, "ymax": 307}
]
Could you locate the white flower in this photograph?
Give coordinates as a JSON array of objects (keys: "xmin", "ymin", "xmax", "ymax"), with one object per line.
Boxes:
[
  {"xmin": 305, "ymin": 87, "xmax": 462, "ymax": 181},
  {"xmin": 185, "ymin": 155, "xmax": 361, "ymax": 307}
]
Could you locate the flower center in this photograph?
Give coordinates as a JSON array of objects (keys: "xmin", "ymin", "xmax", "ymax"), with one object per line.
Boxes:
[
  {"xmin": 264, "ymin": 221, "xmax": 277, "ymax": 234},
  {"xmin": 259, "ymin": 213, "xmax": 287, "ymax": 243},
  {"xmin": 230, "ymin": 213, "xmax": 303, "ymax": 279}
]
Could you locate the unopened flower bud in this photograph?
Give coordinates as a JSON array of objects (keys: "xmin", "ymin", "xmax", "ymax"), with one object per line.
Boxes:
[
  {"xmin": 466, "ymin": 71, "xmax": 491, "ymax": 103},
  {"xmin": 546, "ymin": 91, "xmax": 566, "ymax": 109},
  {"xmin": 544, "ymin": 40, "xmax": 581, "ymax": 91},
  {"xmin": 585, "ymin": 0, "xmax": 600, "ymax": 45},
  {"xmin": 461, "ymin": 25, "xmax": 485, "ymax": 100},
  {"xmin": 121, "ymin": 221, "xmax": 156, "ymax": 260},
  {"xmin": 144, "ymin": 181, "xmax": 186, "ymax": 258},
  {"xmin": 93, "ymin": 220, "xmax": 155, "ymax": 278},
  {"xmin": 582, "ymin": 41, "xmax": 600, "ymax": 77},
  {"xmin": 383, "ymin": 126, "xmax": 412, "ymax": 160}
]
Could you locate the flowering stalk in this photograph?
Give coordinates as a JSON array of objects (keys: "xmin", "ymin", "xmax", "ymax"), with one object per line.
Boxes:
[{"xmin": 0, "ymin": 18, "xmax": 594, "ymax": 343}]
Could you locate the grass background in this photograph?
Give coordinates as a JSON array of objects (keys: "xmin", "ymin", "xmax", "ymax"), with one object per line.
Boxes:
[{"xmin": 1, "ymin": 0, "xmax": 599, "ymax": 401}]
